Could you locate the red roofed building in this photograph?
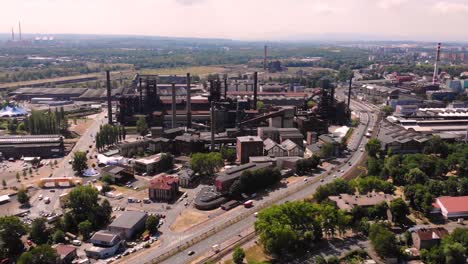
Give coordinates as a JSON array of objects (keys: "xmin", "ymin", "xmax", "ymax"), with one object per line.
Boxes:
[
  {"xmin": 433, "ymin": 196, "xmax": 468, "ymax": 219},
  {"xmin": 53, "ymin": 244, "xmax": 77, "ymax": 264},
  {"xmin": 148, "ymin": 173, "xmax": 179, "ymax": 202},
  {"xmin": 411, "ymin": 227, "xmax": 449, "ymax": 250}
]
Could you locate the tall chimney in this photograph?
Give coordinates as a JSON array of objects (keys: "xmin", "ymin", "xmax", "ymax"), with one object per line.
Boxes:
[
  {"xmin": 139, "ymin": 78, "xmax": 143, "ymax": 112},
  {"xmin": 224, "ymin": 77, "xmax": 228, "ymax": 99},
  {"xmin": 210, "ymin": 101, "xmax": 215, "ymax": 151},
  {"xmin": 253, "ymin": 72, "xmax": 258, "ymax": 110},
  {"xmin": 347, "ymin": 73, "xmax": 353, "ymax": 110},
  {"xmin": 264, "ymin": 45, "xmax": 267, "ymax": 70},
  {"xmin": 171, "ymin": 83, "xmax": 176, "ymax": 128},
  {"xmin": 433, "ymin": 43, "xmax": 442, "ymax": 85},
  {"xmin": 18, "ymin": 21, "xmax": 22, "ymax": 41},
  {"xmin": 11, "ymin": 28, "xmax": 14, "ymax": 41},
  {"xmin": 186, "ymin": 73, "xmax": 192, "ymax": 128},
  {"xmin": 106, "ymin": 71, "xmax": 113, "ymax": 125}
]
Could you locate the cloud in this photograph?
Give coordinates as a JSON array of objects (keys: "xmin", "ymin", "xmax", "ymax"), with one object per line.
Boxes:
[
  {"xmin": 175, "ymin": 0, "xmax": 204, "ymax": 6},
  {"xmin": 376, "ymin": 0, "xmax": 409, "ymax": 9},
  {"xmin": 432, "ymin": 1, "xmax": 468, "ymax": 14}
]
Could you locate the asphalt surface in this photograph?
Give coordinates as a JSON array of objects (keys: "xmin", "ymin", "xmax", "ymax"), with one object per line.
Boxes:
[
  {"xmin": 29, "ymin": 111, "xmax": 107, "ymax": 218},
  {"xmin": 118, "ymin": 96, "xmax": 379, "ymax": 264}
]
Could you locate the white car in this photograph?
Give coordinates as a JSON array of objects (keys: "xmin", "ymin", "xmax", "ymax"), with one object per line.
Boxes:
[{"xmin": 38, "ymin": 194, "xmax": 43, "ymax": 200}]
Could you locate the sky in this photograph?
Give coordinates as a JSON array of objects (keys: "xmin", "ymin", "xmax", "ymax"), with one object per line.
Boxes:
[{"xmin": 2, "ymin": 0, "xmax": 468, "ymax": 41}]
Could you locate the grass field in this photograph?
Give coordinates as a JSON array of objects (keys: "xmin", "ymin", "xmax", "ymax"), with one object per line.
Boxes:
[
  {"xmin": 140, "ymin": 66, "xmax": 226, "ymax": 76},
  {"xmin": 224, "ymin": 244, "xmax": 271, "ymax": 264}
]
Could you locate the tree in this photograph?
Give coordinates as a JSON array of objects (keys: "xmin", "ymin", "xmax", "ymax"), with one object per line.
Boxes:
[
  {"xmin": 369, "ymin": 224, "xmax": 399, "ymax": 258},
  {"xmin": 190, "ymin": 152, "xmax": 224, "ymax": 176},
  {"xmin": 296, "ymin": 155, "xmax": 321, "ymax": 175},
  {"xmin": 424, "ymin": 136, "xmax": 449, "ymax": 158},
  {"xmin": 146, "ymin": 215, "xmax": 160, "ymax": 234},
  {"xmin": 52, "ymin": 230, "xmax": 66, "ymax": 244},
  {"xmin": 17, "ymin": 188, "xmax": 30, "ymax": 205},
  {"xmin": 78, "ymin": 220, "xmax": 93, "ymax": 240},
  {"xmin": 319, "ymin": 142, "xmax": 335, "ymax": 158},
  {"xmin": 0, "ymin": 216, "xmax": 27, "ymax": 258},
  {"xmin": 220, "ymin": 147, "xmax": 237, "ymax": 164},
  {"xmin": 232, "ymin": 247, "xmax": 245, "ymax": 264},
  {"xmin": 136, "ymin": 116, "xmax": 148, "ymax": 136},
  {"xmin": 256, "ymin": 101, "xmax": 265, "ymax": 110},
  {"xmin": 404, "ymin": 168, "xmax": 428, "ymax": 185},
  {"xmin": 101, "ymin": 174, "xmax": 114, "ymax": 185},
  {"xmin": 68, "ymin": 185, "xmax": 105, "ymax": 228},
  {"xmin": 72, "ymin": 151, "xmax": 88, "ymax": 175},
  {"xmin": 381, "ymin": 105, "xmax": 394, "ymax": 117},
  {"xmin": 30, "ymin": 218, "xmax": 49, "ymax": 244},
  {"xmin": 443, "ymin": 242, "xmax": 465, "ymax": 264},
  {"xmin": 2, "ymin": 179, "xmax": 6, "ymax": 189},
  {"xmin": 389, "ymin": 198, "xmax": 409, "ymax": 224},
  {"xmin": 16, "ymin": 172, "xmax": 20, "ymax": 182},
  {"xmin": 17, "ymin": 244, "xmax": 59, "ymax": 264},
  {"xmin": 255, "ymin": 201, "xmax": 322, "ymax": 256},
  {"xmin": 8, "ymin": 118, "xmax": 18, "ymax": 134},
  {"xmin": 365, "ymin": 138, "xmax": 381, "ymax": 158},
  {"xmin": 63, "ymin": 212, "xmax": 77, "ymax": 233}
]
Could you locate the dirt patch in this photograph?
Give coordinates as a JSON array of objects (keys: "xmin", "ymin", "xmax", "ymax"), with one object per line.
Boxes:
[
  {"xmin": 170, "ymin": 209, "xmax": 210, "ymax": 233},
  {"xmin": 69, "ymin": 118, "xmax": 94, "ymax": 136}
]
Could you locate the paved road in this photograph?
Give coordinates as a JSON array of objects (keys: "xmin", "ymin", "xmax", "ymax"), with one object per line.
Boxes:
[
  {"xmin": 29, "ymin": 111, "xmax": 107, "ymax": 217},
  {"xmin": 117, "ymin": 98, "xmax": 378, "ymax": 264}
]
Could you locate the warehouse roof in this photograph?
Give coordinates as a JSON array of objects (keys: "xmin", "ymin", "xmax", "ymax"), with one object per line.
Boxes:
[
  {"xmin": 109, "ymin": 211, "xmax": 147, "ymax": 230},
  {"xmin": 0, "ymin": 135, "xmax": 62, "ymax": 144},
  {"xmin": 216, "ymin": 162, "xmax": 273, "ymax": 182}
]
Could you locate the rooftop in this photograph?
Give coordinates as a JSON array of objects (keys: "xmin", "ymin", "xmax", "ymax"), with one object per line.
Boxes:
[
  {"xmin": 216, "ymin": 162, "xmax": 273, "ymax": 182},
  {"xmin": 413, "ymin": 227, "xmax": 449, "ymax": 241},
  {"xmin": 53, "ymin": 244, "xmax": 76, "ymax": 258},
  {"xmin": 237, "ymin": 136, "xmax": 262, "ymax": 143},
  {"xmin": 149, "ymin": 173, "xmax": 179, "ymax": 190},
  {"xmin": 436, "ymin": 196, "xmax": 468, "ymax": 214},
  {"xmin": 90, "ymin": 230, "xmax": 120, "ymax": 244},
  {"xmin": 109, "ymin": 211, "xmax": 147, "ymax": 230},
  {"xmin": 0, "ymin": 134, "xmax": 62, "ymax": 144},
  {"xmin": 134, "ymin": 153, "xmax": 163, "ymax": 165},
  {"xmin": 329, "ymin": 192, "xmax": 394, "ymax": 211}
]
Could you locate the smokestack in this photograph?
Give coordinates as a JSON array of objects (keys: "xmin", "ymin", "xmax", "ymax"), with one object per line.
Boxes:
[
  {"xmin": 253, "ymin": 72, "xmax": 258, "ymax": 110},
  {"xmin": 186, "ymin": 73, "xmax": 192, "ymax": 128},
  {"xmin": 172, "ymin": 83, "xmax": 176, "ymax": 128},
  {"xmin": 11, "ymin": 28, "xmax": 14, "ymax": 41},
  {"xmin": 18, "ymin": 21, "xmax": 22, "ymax": 41},
  {"xmin": 347, "ymin": 73, "xmax": 353, "ymax": 110},
  {"xmin": 139, "ymin": 78, "xmax": 143, "ymax": 112},
  {"xmin": 210, "ymin": 101, "xmax": 215, "ymax": 151},
  {"xmin": 433, "ymin": 43, "xmax": 442, "ymax": 85},
  {"xmin": 224, "ymin": 77, "xmax": 228, "ymax": 99},
  {"xmin": 264, "ymin": 45, "xmax": 267, "ymax": 70},
  {"xmin": 106, "ymin": 71, "xmax": 113, "ymax": 125}
]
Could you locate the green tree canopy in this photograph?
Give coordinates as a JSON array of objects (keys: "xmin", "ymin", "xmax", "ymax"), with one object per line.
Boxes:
[
  {"xmin": 369, "ymin": 223, "xmax": 399, "ymax": 258},
  {"xmin": 389, "ymin": 198, "xmax": 409, "ymax": 224},
  {"xmin": 17, "ymin": 188, "xmax": 30, "ymax": 205},
  {"xmin": 0, "ymin": 216, "xmax": 27, "ymax": 258},
  {"xmin": 365, "ymin": 138, "xmax": 381, "ymax": 158},
  {"xmin": 190, "ymin": 152, "xmax": 223, "ymax": 176},
  {"xmin": 30, "ymin": 218, "xmax": 49, "ymax": 244},
  {"xmin": 17, "ymin": 244, "xmax": 59, "ymax": 264},
  {"xmin": 72, "ymin": 151, "xmax": 88, "ymax": 175},
  {"xmin": 136, "ymin": 116, "xmax": 148, "ymax": 136},
  {"xmin": 233, "ymin": 247, "xmax": 246, "ymax": 264},
  {"xmin": 146, "ymin": 215, "xmax": 160, "ymax": 234}
]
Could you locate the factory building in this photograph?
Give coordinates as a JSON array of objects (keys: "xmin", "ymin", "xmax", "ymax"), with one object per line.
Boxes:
[{"xmin": 0, "ymin": 135, "xmax": 64, "ymax": 159}]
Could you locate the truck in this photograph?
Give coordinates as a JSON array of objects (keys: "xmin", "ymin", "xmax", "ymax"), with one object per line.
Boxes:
[{"xmin": 212, "ymin": 244, "xmax": 220, "ymax": 253}]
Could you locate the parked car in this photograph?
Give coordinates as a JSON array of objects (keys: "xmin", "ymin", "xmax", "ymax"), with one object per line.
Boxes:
[
  {"xmin": 71, "ymin": 240, "xmax": 81, "ymax": 246},
  {"xmin": 187, "ymin": 251, "xmax": 195, "ymax": 256}
]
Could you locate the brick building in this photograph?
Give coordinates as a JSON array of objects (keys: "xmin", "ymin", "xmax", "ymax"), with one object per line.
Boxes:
[{"xmin": 148, "ymin": 173, "xmax": 179, "ymax": 201}]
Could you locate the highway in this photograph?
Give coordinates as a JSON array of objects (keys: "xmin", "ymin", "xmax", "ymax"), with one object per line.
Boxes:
[{"xmin": 117, "ymin": 95, "xmax": 379, "ymax": 264}]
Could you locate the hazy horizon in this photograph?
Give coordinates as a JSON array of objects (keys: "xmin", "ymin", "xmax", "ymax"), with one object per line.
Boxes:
[{"xmin": 2, "ymin": 0, "xmax": 468, "ymax": 42}]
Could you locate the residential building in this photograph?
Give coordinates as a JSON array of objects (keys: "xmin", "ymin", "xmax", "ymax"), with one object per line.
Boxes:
[
  {"xmin": 117, "ymin": 140, "xmax": 149, "ymax": 158},
  {"xmin": 148, "ymin": 173, "xmax": 179, "ymax": 201},
  {"xmin": 86, "ymin": 231, "xmax": 123, "ymax": 259},
  {"xmin": 328, "ymin": 192, "xmax": 394, "ymax": 212},
  {"xmin": 108, "ymin": 211, "xmax": 148, "ymax": 239},
  {"xmin": 281, "ymin": 139, "xmax": 304, "ymax": 157},
  {"xmin": 100, "ymin": 164, "xmax": 134, "ymax": 183},
  {"xmin": 175, "ymin": 168, "xmax": 195, "ymax": 188},
  {"xmin": 0, "ymin": 135, "xmax": 64, "ymax": 159},
  {"xmin": 236, "ymin": 136, "xmax": 264, "ymax": 164},
  {"xmin": 432, "ymin": 196, "xmax": 468, "ymax": 219},
  {"xmin": 133, "ymin": 153, "xmax": 165, "ymax": 175},
  {"xmin": 263, "ymin": 138, "xmax": 287, "ymax": 157},
  {"xmin": 53, "ymin": 244, "xmax": 77, "ymax": 264},
  {"xmin": 411, "ymin": 227, "xmax": 448, "ymax": 250}
]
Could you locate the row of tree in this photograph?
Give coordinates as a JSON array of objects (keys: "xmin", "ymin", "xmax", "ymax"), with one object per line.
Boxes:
[
  {"xmin": 95, "ymin": 124, "xmax": 126, "ymax": 151},
  {"xmin": 229, "ymin": 167, "xmax": 282, "ymax": 197},
  {"xmin": 24, "ymin": 108, "xmax": 68, "ymax": 135}
]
